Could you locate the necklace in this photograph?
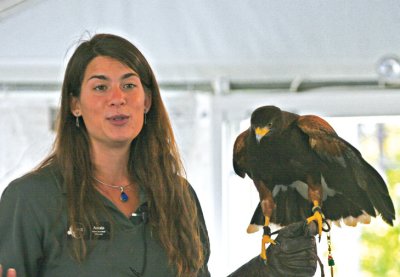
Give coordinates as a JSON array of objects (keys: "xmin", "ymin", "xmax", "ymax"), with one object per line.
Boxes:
[{"xmin": 94, "ymin": 177, "xmax": 130, "ymax": 202}]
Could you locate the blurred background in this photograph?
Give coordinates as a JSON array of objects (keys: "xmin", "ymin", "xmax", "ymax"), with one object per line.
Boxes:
[{"xmin": 0, "ymin": 1, "xmax": 399, "ymax": 276}]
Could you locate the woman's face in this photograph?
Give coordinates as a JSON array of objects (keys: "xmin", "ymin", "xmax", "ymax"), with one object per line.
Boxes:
[{"xmin": 71, "ymin": 56, "xmax": 151, "ymax": 149}]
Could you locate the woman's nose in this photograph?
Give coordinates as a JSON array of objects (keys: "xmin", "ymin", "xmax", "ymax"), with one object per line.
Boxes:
[{"xmin": 109, "ymin": 87, "xmax": 126, "ymax": 106}]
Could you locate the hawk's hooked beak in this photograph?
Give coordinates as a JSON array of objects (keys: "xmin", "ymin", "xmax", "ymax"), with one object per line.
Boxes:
[{"xmin": 255, "ymin": 127, "xmax": 269, "ymax": 143}]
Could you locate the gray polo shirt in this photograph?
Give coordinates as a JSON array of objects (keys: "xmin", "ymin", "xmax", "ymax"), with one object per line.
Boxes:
[{"xmin": 0, "ymin": 165, "xmax": 210, "ymax": 277}]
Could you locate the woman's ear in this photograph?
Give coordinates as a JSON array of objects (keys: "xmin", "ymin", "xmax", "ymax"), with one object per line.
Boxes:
[
  {"xmin": 144, "ymin": 93, "xmax": 152, "ymax": 113},
  {"xmin": 70, "ymin": 96, "xmax": 81, "ymax": 116}
]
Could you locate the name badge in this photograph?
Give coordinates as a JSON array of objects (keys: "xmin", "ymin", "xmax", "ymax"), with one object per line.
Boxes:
[{"xmin": 67, "ymin": 221, "xmax": 111, "ymax": 240}]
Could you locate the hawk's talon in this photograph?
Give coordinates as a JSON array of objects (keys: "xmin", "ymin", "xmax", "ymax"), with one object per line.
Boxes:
[
  {"xmin": 260, "ymin": 234, "xmax": 276, "ymax": 260},
  {"xmin": 307, "ymin": 206, "xmax": 324, "ymax": 241},
  {"xmin": 259, "ymin": 216, "xmax": 275, "ymax": 261}
]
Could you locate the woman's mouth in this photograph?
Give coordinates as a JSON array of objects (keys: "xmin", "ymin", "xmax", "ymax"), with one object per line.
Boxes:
[{"xmin": 107, "ymin": 114, "xmax": 130, "ymax": 125}]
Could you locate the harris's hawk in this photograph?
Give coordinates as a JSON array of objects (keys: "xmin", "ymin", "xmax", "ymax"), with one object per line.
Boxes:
[{"xmin": 233, "ymin": 105, "xmax": 395, "ymax": 261}]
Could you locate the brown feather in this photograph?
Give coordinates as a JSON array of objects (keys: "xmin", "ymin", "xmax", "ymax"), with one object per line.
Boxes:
[
  {"xmin": 297, "ymin": 115, "xmax": 346, "ymax": 165},
  {"xmin": 233, "ymin": 129, "xmax": 250, "ymax": 178}
]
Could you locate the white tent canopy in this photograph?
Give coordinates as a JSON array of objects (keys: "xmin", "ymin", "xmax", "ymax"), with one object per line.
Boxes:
[{"xmin": 1, "ymin": 0, "xmax": 400, "ymax": 83}]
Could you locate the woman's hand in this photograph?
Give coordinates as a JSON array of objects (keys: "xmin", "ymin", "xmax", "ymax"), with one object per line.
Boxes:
[{"xmin": 0, "ymin": 265, "xmax": 17, "ymax": 277}]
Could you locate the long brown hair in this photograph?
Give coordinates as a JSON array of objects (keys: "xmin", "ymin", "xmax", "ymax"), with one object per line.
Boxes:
[{"xmin": 38, "ymin": 33, "xmax": 206, "ymax": 276}]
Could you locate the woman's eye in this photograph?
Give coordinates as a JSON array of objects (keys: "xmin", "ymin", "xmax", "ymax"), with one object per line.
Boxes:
[
  {"xmin": 94, "ymin": 85, "xmax": 107, "ymax": 91},
  {"xmin": 123, "ymin": 83, "xmax": 136, "ymax": 89}
]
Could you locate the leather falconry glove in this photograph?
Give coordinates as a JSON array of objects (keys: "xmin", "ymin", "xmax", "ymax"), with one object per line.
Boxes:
[{"xmin": 227, "ymin": 221, "xmax": 318, "ymax": 277}]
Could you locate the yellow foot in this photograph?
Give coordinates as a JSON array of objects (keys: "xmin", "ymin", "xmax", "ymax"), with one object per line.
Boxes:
[
  {"xmin": 260, "ymin": 216, "xmax": 275, "ymax": 260},
  {"xmin": 260, "ymin": 234, "xmax": 276, "ymax": 260},
  {"xmin": 306, "ymin": 204, "xmax": 324, "ymax": 241}
]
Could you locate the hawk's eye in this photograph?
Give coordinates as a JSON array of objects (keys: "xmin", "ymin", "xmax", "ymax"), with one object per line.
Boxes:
[{"xmin": 267, "ymin": 122, "xmax": 273, "ymax": 128}]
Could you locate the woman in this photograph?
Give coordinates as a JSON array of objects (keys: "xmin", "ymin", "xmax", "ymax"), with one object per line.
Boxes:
[{"xmin": 0, "ymin": 33, "xmax": 209, "ymax": 277}]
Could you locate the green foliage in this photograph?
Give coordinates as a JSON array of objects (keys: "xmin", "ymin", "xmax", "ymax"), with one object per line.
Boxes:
[
  {"xmin": 360, "ymin": 168, "xmax": 400, "ymax": 277},
  {"xmin": 359, "ymin": 124, "xmax": 400, "ymax": 276}
]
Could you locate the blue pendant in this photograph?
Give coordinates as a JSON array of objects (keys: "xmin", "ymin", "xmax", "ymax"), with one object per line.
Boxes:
[{"xmin": 120, "ymin": 191, "xmax": 129, "ymax": 202}]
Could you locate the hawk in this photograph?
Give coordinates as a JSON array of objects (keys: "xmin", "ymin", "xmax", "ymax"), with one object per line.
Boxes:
[{"xmin": 233, "ymin": 105, "xmax": 395, "ymax": 260}]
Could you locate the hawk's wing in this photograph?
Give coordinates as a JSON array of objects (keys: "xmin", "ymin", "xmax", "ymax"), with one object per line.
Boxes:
[
  {"xmin": 296, "ymin": 115, "xmax": 348, "ymax": 166},
  {"xmin": 233, "ymin": 129, "xmax": 250, "ymax": 178},
  {"xmin": 296, "ymin": 115, "xmax": 395, "ymax": 225}
]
